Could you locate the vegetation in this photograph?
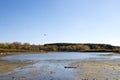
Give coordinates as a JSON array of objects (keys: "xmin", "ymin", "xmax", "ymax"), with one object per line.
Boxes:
[
  {"xmin": 0, "ymin": 42, "xmax": 120, "ymax": 55},
  {"xmin": 44, "ymin": 43, "xmax": 120, "ymax": 52}
]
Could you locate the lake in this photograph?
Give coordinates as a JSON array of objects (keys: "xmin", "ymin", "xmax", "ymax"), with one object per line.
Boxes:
[
  {"xmin": 1, "ymin": 52, "xmax": 120, "ymax": 61},
  {"xmin": 0, "ymin": 52, "xmax": 120, "ymax": 80}
]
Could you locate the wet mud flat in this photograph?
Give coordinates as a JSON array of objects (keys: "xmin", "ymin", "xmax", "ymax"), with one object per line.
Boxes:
[
  {"xmin": 0, "ymin": 60, "xmax": 120, "ymax": 80},
  {"xmin": 0, "ymin": 60, "xmax": 32, "ymax": 80},
  {"xmin": 0, "ymin": 52, "xmax": 120, "ymax": 80},
  {"xmin": 0, "ymin": 60, "xmax": 30, "ymax": 73},
  {"xmin": 69, "ymin": 60, "xmax": 120, "ymax": 80},
  {"xmin": 0, "ymin": 60, "xmax": 78, "ymax": 80}
]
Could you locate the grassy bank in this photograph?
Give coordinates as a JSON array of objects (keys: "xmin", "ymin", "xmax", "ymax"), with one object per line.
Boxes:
[{"xmin": 0, "ymin": 49, "xmax": 47, "ymax": 56}]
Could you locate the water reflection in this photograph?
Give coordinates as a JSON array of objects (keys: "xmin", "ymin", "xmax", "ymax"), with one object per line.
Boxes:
[{"xmin": 0, "ymin": 52, "xmax": 120, "ymax": 61}]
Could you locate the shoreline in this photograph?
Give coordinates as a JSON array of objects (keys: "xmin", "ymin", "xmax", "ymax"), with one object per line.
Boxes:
[
  {"xmin": 69, "ymin": 60, "xmax": 120, "ymax": 80},
  {"xmin": 0, "ymin": 60, "xmax": 31, "ymax": 73},
  {"xmin": 0, "ymin": 51, "xmax": 49, "ymax": 57}
]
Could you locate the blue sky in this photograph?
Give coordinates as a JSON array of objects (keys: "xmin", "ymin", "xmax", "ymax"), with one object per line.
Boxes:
[{"xmin": 0, "ymin": 0, "xmax": 120, "ymax": 46}]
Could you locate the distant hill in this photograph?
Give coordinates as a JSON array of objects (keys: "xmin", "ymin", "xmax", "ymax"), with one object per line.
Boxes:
[
  {"xmin": 44, "ymin": 43, "xmax": 120, "ymax": 52},
  {"xmin": 44, "ymin": 43, "xmax": 115, "ymax": 49}
]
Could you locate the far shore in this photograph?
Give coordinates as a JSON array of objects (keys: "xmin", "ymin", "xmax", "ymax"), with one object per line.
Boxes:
[
  {"xmin": 0, "ymin": 43, "xmax": 120, "ymax": 57},
  {"xmin": 0, "ymin": 51, "xmax": 48, "ymax": 57}
]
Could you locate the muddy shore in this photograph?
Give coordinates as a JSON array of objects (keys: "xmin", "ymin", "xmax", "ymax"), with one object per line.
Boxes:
[
  {"xmin": 1, "ymin": 60, "xmax": 120, "ymax": 80},
  {"xmin": 0, "ymin": 60, "xmax": 30, "ymax": 73},
  {"xmin": 69, "ymin": 61, "xmax": 120, "ymax": 80},
  {"xmin": 0, "ymin": 52, "xmax": 120, "ymax": 80}
]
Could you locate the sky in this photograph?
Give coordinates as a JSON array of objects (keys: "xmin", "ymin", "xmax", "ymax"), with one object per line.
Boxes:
[{"xmin": 0, "ymin": 0, "xmax": 120, "ymax": 46}]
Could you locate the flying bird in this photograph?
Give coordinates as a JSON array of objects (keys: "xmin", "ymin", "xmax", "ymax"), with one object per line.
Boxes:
[{"xmin": 44, "ymin": 34, "xmax": 46, "ymax": 36}]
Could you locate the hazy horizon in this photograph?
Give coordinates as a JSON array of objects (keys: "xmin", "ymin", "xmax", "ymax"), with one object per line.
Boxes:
[{"xmin": 0, "ymin": 0, "xmax": 120, "ymax": 46}]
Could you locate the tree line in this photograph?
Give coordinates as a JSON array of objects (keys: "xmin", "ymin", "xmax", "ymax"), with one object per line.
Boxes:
[{"xmin": 0, "ymin": 42, "xmax": 120, "ymax": 53}]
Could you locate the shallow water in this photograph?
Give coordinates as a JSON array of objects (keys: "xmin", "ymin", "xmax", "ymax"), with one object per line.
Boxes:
[
  {"xmin": 0, "ymin": 52, "xmax": 120, "ymax": 80},
  {"xmin": 0, "ymin": 52, "xmax": 120, "ymax": 61}
]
